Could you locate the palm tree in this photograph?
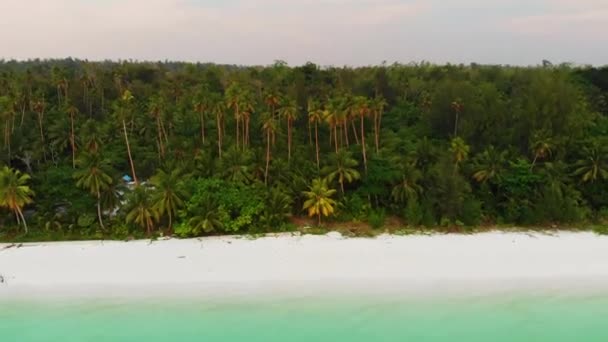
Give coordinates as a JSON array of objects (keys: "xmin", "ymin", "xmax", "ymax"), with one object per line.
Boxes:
[
  {"xmin": 261, "ymin": 112, "xmax": 277, "ymax": 185},
  {"xmin": 573, "ymin": 145, "xmax": 608, "ymax": 183},
  {"xmin": 32, "ymin": 97, "xmax": 46, "ymax": 156},
  {"xmin": 450, "ymin": 137, "xmax": 470, "ymax": 172},
  {"xmin": 151, "ymin": 168, "xmax": 187, "ymax": 232},
  {"xmin": 0, "ymin": 166, "xmax": 34, "ymax": 233},
  {"xmin": 118, "ymin": 90, "xmax": 138, "ymax": 185},
  {"xmin": 211, "ymin": 94, "xmax": 225, "ymax": 158},
  {"xmin": 193, "ymin": 87, "xmax": 209, "ymax": 144},
  {"xmin": 322, "ymin": 150, "xmax": 361, "ymax": 195},
  {"xmin": 371, "ymin": 96, "xmax": 387, "ymax": 153},
  {"xmin": 67, "ymin": 104, "xmax": 78, "ymax": 168},
  {"xmin": 0, "ymin": 96, "xmax": 14, "ymax": 163},
  {"xmin": 148, "ymin": 96, "xmax": 168, "ymax": 159},
  {"xmin": 472, "ymin": 146, "xmax": 507, "ymax": 183},
  {"xmin": 530, "ymin": 132, "xmax": 553, "ymax": 171},
  {"xmin": 280, "ymin": 98, "xmax": 298, "ymax": 161},
  {"xmin": 308, "ymin": 101, "xmax": 323, "ymax": 169},
  {"xmin": 264, "ymin": 89, "xmax": 282, "ymax": 120},
  {"xmin": 187, "ymin": 194, "xmax": 223, "ymax": 234},
  {"xmin": 261, "ymin": 188, "xmax": 293, "ymax": 229},
  {"xmin": 125, "ymin": 186, "xmax": 158, "ymax": 236},
  {"xmin": 302, "ymin": 178, "xmax": 337, "ymax": 225},
  {"xmin": 74, "ymin": 152, "xmax": 113, "ymax": 230},
  {"xmin": 354, "ymin": 96, "xmax": 370, "ymax": 173},
  {"xmin": 451, "ymin": 98, "xmax": 463, "ymax": 137},
  {"xmin": 325, "ymin": 101, "xmax": 341, "ymax": 153},
  {"xmin": 220, "ymin": 146, "xmax": 252, "ymax": 183},
  {"xmin": 81, "ymin": 119, "xmax": 102, "ymax": 154},
  {"xmin": 226, "ymin": 83, "xmax": 244, "ymax": 150},
  {"xmin": 391, "ymin": 161, "xmax": 423, "ymax": 204}
]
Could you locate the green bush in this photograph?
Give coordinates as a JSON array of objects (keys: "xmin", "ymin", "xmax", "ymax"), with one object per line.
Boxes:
[
  {"xmin": 404, "ymin": 200, "xmax": 423, "ymax": 226},
  {"xmin": 367, "ymin": 209, "xmax": 386, "ymax": 229}
]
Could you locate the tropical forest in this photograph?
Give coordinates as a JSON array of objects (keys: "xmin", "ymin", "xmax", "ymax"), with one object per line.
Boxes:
[{"xmin": 1, "ymin": 59, "xmax": 608, "ymax": 241}]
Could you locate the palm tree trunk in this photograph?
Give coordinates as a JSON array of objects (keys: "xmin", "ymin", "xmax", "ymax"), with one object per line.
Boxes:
[
  {"xmin": 314, "ymin": 122, "xmax": 319, "ymax": 169},
  {"xmin": 361, "ymin": 116, "xmax": 367, "ymax": 174},
  {"xmin": 168, "ymin": 210, "xmax": 173, "ymax": 234},
  {"xmin": 351, "ymin": 120, "xmax": 359, "ymax": 145},
  {"xmin": 343, "ymin": 121, "xmax": 349, "ymax": 147},
  {"xmin": 318, "ymin": 212, "xmax": 321, "ymax": 226},
  {"xmin": 217, "ymin": 113, "xmax": 222, "ymax": 158},
  {"xmin": 374, "ymin": 111, "xmax": 380, "ymax": 154},
  {"xmin": 235, "ymin": 106, "xmax": 240, "ymax": 150},
  {"xmin": 122, "ymin": 119, "xmax": 138, "ymax": 185},
  {"xmin": 265, "ymin": 130, "xmax": 271, "ymax": 185},
  {"xmin": 156, "ymin": 116, "xmax": 165, "ymax": 158},
  {"xmin": 70, "ymin": 114, "xmax": 76, "ymax": 169},
  {"xmin": 287, "ymin": 118, "xmax": 292, "ymax": 161},
  {"xmin": 17, "ymin": 208, "xmax": 28, "ymax": 234},
  {"xmin": 308, "ymin": 120, "xmax": 312, "ymax": 146},
  {"xmin": 97, "ymin": 192, "xmax": 105, "ymax": 231},
  {"xmin": 200, "ymin": 110, "xmax": 206, "ymax": 144},
  {"xmin": 334, "ymin": 125, "xmax": 339, "ymax": 153}
]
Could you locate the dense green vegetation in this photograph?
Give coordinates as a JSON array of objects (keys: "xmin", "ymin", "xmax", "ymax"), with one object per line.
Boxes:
[{"xmin": 1, "ymin": 59, "xmax": 608, "ymax": 240}]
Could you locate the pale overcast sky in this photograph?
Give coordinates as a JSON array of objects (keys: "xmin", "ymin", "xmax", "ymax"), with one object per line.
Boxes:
[{"xmin": 1, "ymin": 0, "xmax": 606, "ymax": 66}]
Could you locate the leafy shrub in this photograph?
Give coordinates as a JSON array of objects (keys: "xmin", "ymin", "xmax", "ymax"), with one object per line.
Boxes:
[
  {"xmin": 460, "ymin": 198, "xmax": 482, "ymax": 226},
  {"xmin": 367, "ymin": 209, "xmax": 386, "ymax": 229},
  {"xmin": 404, "ymin": 200, "xmax": 423, "ymax": 226},
  {"xmin": 182, "ymin": 178, "xmax": 265, "ymax": 234}
]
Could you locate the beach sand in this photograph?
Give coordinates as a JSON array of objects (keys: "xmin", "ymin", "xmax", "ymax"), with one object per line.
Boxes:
[{"xmin": 1, "ymin": 232, "xmax": 608, "ymax": 299}]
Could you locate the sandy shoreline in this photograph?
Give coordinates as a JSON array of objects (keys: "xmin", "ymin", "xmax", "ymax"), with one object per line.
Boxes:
[{"xmin": 1, "ymin": 232, "xmax": 608, "ymax": 299}]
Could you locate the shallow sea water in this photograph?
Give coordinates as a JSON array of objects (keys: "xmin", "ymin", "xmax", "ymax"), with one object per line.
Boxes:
[{"xmin": 2, "ymin": 294, "xmax": 607, "ymax": 341}]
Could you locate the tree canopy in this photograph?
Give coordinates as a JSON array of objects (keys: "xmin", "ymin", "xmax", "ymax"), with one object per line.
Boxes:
[{"xmin": 1, "ymin": 59, "xmax": 608, "ymax": 239}]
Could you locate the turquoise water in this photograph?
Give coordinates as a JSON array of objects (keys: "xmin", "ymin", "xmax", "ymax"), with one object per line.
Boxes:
[{"xmin": 2, "ymin": 294, "xmax": 607, "ymax": 341}]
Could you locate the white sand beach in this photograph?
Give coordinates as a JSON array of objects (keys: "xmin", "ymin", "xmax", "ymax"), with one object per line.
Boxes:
[{"xmin": 1, "ymin": 232, "xmax": 608, "ymax": 299}]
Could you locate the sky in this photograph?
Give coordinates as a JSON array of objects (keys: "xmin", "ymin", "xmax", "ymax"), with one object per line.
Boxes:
[{"xmin": 0, "ymin": 0, "xmax": 606, "ymax": 66}]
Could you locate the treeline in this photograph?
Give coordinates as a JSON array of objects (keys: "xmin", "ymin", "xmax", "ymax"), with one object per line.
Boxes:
[{"xmin": 1, "ymin": 59, "xmax": 608, "ymax": 239}]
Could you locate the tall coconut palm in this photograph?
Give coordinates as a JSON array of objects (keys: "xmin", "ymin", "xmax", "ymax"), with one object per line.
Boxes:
[
  {"xmin": 150, "ymin": 168, "xmax": 187, "ymax": 232},
  {"xmin": 308, "ymin": 101, "xmax": 324, "ymax": 169},
  {"xmin": 118, "ymin": 90, "xmax": 138, "ymax": 185},
  {"xmin": 211, "ymin": 94, "xmax": 226, "ymax": 158},
  {"xmin": 193, "ymin": 86, "xmax": 210, "ymax": 144},
  {"xmin": 125, "ymin": 186, "xmax": 158, "ymax": 236},
  {"xmin": 74, "ymin": 152, "xmax": 113, "ymax": 230},
  {"xmin": 451, "ymin": 98, "xmax": 463, "ymax": 137},
  {"xmin": 264, "ymin": 89, "xmax": 282, "ymax": 120},
  {"xmin": 280, "ymin": 98, "xmax": 298, "ymax": 161},
  {"xmin": 322, "ymin": 150, "xmax": 361, "ymax": 195},
  {"xmin": 371, "ymin": 96, "xmax": 387, "ymax": 153},
  {"xmin": 354, "ymin": 96, "xmax": 370, "ymax": 173},
  {"xmin": 0, "ymin": 96, "xmax": 14, "ymax": 163},
  {"xmin": 67, "ymin": 104, "xmax": 78, "ymax": 168},
  {"xmin": 0, "ymin": 166, "xmax": 34, "ymax": 233},
  {"xmin": 573, "ymin": 145, "xmax": 608, "ymax": 183},
  {"xmin": 261, "ymin": 112, "xmax": 277, "ymax": 185},
  {"xmin": 302, "ymin": 178, "xmax": 337, "ymax": 225},
  {"xmin": 32, "ymin": 97, "xmax": 46, "ymax": 157},
  {"xmin": 325, "ymin": 101, "xmax": 341, "ymax": 153},
  {"xmin": 148, "ymin": 95, "xmax": 168, "ymax": 159},
  {"xmin": 226, "ymin": 83, "xmax": 243, "ymax": 150}
]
